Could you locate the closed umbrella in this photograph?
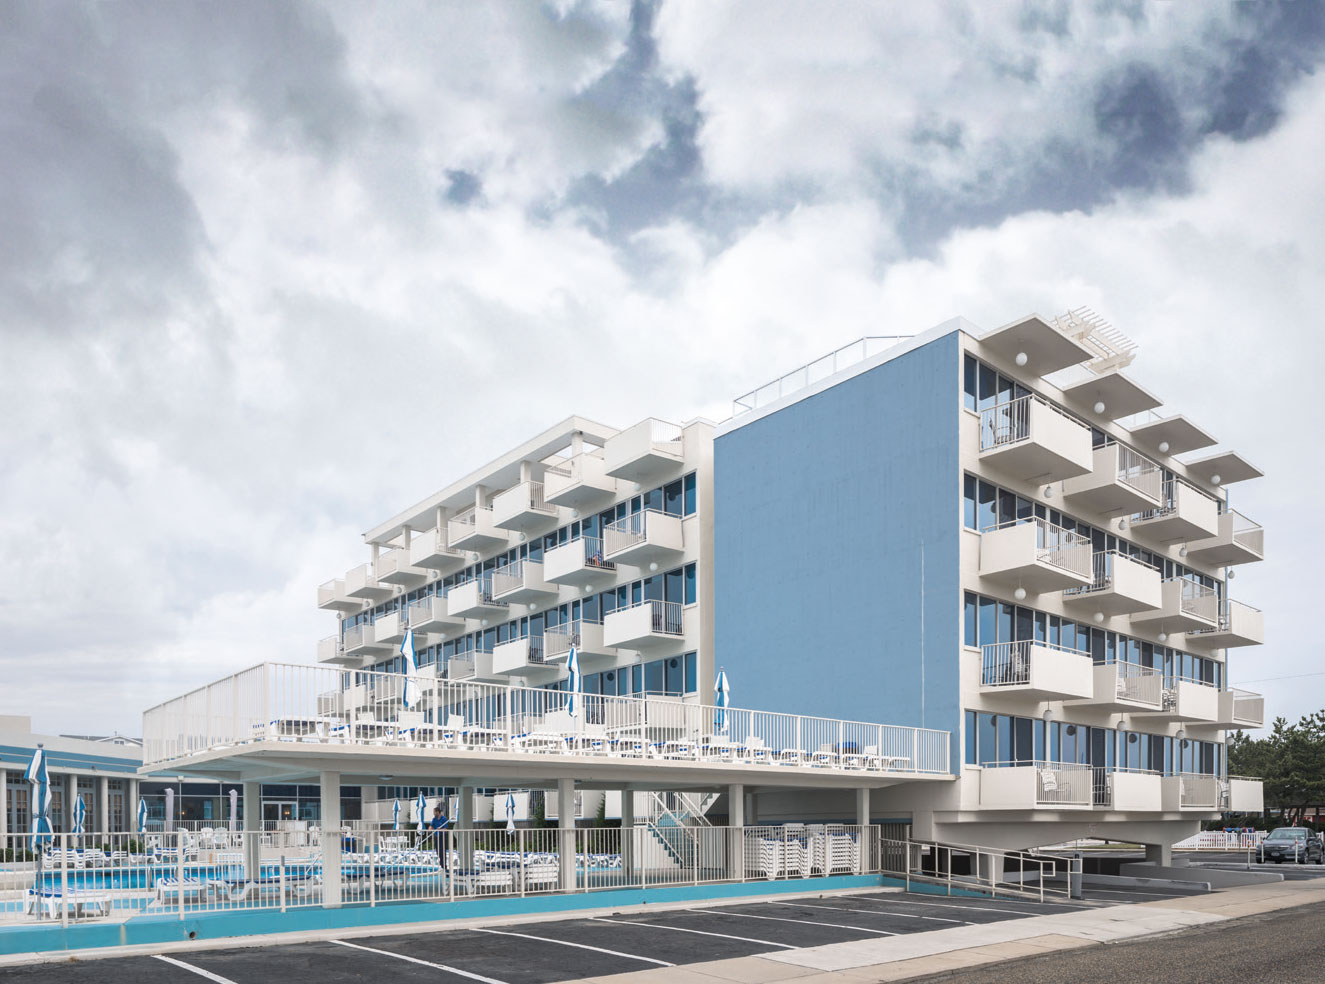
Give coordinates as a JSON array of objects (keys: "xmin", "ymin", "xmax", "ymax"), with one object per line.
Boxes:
[
  {"xmin": 392, "ymin": 799, "xmax": 401, "ymax": 831},
  {"xmin": 229, "ymin": 789, "xmax": 239, "ymax": 833},
  {"xmin": 401, "ymin": 628, "xmax": 419, "ymax": 711},
  {"xmin": 415, "ymin": 790, "xmax": 428, "ymax": 832},
  {"xmin": 505, "ymin": 792, "xmax": 516, "ymax": 834},
  {"xmin": 715, "ymin": 668, "xmax": 731, "ymax": 735},
  {"xmin": 137, "ymin": 797, "xmax": 148, "ymax": 837},
  {"xmin": 72, "ymin": 793, "xmax": 86, "ymax": 846},
  {"xmin": 566, "ymin": 647, "xmax": 580, "ymax": 719},
  {"xmin": 23, "ymin": 746, "xmax": 53, "ymax": 856}
]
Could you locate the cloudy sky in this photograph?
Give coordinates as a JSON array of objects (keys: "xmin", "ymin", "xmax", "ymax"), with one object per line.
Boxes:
[{"xmin": 2, "ymin": 1, "xmax": 1322, "ymax": 737}]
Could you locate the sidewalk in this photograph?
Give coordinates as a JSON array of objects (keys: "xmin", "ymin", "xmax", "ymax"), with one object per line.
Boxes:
[{"xmin": 558, "ymin": 877, "xmax": 1325, "ymax": 984}]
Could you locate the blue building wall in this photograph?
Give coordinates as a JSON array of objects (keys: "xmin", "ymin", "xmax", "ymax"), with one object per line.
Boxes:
[{"xmin": 714, "ymin": 332, "xmax": 962, "ymax": 770}]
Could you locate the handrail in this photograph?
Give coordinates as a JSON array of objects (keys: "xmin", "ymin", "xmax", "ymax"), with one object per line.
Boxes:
[
  {"xmin": 982, "ymin": 516, "xmax": 1092, "ymax": 576},
  {"xmin": 733, "ymin": 336, "xmax": 911, "ymax": 416},
  {"xmin": 979, "ymin": 640, "xmax": 1087, "ymax": 688},
  {"xmin": 1115, "ymin": 445, "xmax": 1162, "ymax": 500},
  {"xmin": 978, "ymin": 393, "xmax": 1085, "ymax": 451}
]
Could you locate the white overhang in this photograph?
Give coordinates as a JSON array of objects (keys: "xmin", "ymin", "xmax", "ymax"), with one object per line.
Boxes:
[
  {"xmin": 1182, "ymin": 450, "xmax": 1264, "ymax": 485},
  {"xmin": 979, "ymin": 315, "xmax": 1097, "ymax": 375},
  {"xmin": 1061, "ymin": 370, "xmax": 1163, "ymax": 420},
  {"xmin": 1128, "ymin": 414, "xmax": 1217, "ymax": 456}
]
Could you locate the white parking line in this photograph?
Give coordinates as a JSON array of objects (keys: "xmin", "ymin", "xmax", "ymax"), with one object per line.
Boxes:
[
  {"xmin": 332, "ymin": 939, "xmax": 509, "ymax": 983},
  {"xmin": 858, "ymin": 896, "xmax": 1087, "ymax": 915},
  {"xmin": 473, "ymin": 927, "xmax": 673, "ymax": 966},
  {"xmin": 766, "ymin": 899, "xmax": 971, "ymax": 924},
  {"xmin": 685, "ymin": 907, "xmax": 897, "ymax": 935},
  {"xmin": 590, "ymin": 916, "xmax": 795, "ymax": 949},
  {"xmin": 152, "ymin": 956, "xmax": 240, "ymax": 984}
]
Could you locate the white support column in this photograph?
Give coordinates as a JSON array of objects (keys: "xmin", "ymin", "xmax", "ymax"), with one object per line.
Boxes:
[
  {"xmin": 558, "ymin": 778, "xmax": 575, "ymax": 892},
  {"xmin": 571, "ymin": 431, "xmax": 584, "ymax": 455},
  {"xmin": 457, "ymin": 786, "xmax": 474, "ymax": 872},
  {"xmin": 99, "ymin": 776, "xmax": 110, "ymax": 839},
  {"xmin": 856, "ymin": 787, "xmax": 870, "ymax": 874},
  {"xmin": 242, "ymin": 781, "xmax": 262, "ymax": 883},
  {"xmin": 728, "ymin": 783, "xmax": 744, "ymax": 881},
  {"xmin": 320, "ymin": 771, "xmax": 342, "ymax": 908},
  {"xmin": 619, "ymin": 789, "xmax": 634, "ymax": 880},
  {"xmin": 436, "ymin": 506, "xmax": 448, "ymax": 547},
  {"xmin": 519, "ymin": 460, "xmax": 532, "ymax": 483},
  {"xmin": 0, "ymin": 769, "xmax": 8, "ymax": 840},
  {"xmin": 370, "ymin": 542, "xmax": 380, "ymax": 565},
  {"xmin": 745, "ymin": 791, "xmax": 758, "ymax": 826},
  {"xmin": 1145, "ymin": 843, "xmax": 1172, "ymax": 867},
  {"xmin": 475, "ymin": 485, "xmax": 487, "ymax": 511},
  {"xmin": 128, "ymin": 779, "xmax": 139, "ymax": 834},
  {"xmin": 402, "ymin": 525, "xmax": 412, "ymax": 549}
]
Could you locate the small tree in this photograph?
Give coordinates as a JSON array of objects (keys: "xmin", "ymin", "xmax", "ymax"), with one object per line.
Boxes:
[{"xmin": 595, "ymin": 793, "xmax": 607, "ymax": 828}]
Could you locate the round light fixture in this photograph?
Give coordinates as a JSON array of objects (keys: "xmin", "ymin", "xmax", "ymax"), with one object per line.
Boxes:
[
  {"xmin": 528, "ymin": 603, "xmax": 537, "ymax": 612},
  {"xmin": 1042, "ymin": 709, "xmax": 1054, "ymax": 723},
  {"xmin": 1094, "ymin": 612, "xmax": 1105, "ymax": 624},
  {"xmin": 1178, "ymin": 545, "xmax": 1187, "ymax": 558},
  {"xmin": 1043, "ymin": 485, "xmax": 1054, "ymax": 499},
  {"xmin": 633, "ymin": 482, "xmax": 641, "ymax": 492},
  {"xmin": 1211, "ymin": 474, "xmax": 1222, "ymax": 486},
  {"xmin": 583, "ymin": 585, "xmax": 592, "ymax": 594},
  {"xmin": 1118, "ymin": 518, "xmax": 1128, "ymax": 532},
  {"xmin": 571, "ymin": 509, "xmax": 579, "ymax": 519},
  {"xmin": 649, "ymin": 562, "xmax": 659, "ymax": 572},
  {"xmin": 481, "ymin": 619, "xmax": 488, "ymax": 627},
  {"xmin": 1158, "ymin": 441, "xmax": 1170, "ymax": 454},
  {"xmin": 1013, "ymin": 587, "xmax": 1026, "ymax": 601},
  {"xmin": 1227, "ymin": 568, "xmax": 1236, "ymax": 580},
  {"xmin": 1015, "ymin": 352, "xmax": 1028, "ymax": 367},
  {"xmin": 1157, "ymin": 631, "xmax": 1167, "ymax": 643},
  {"xmin": 518, "ymin": 533, "xmax": 526, "ymax": 542},
  {"xmin": 1094, "ymin": 401, "xmax": 1106, "ymax": 415}
]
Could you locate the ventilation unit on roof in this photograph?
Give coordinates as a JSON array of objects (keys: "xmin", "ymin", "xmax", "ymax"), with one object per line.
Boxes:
[{"xmin": 1050, "ymin": 307, "xmax": 1137, "ymax": 374}]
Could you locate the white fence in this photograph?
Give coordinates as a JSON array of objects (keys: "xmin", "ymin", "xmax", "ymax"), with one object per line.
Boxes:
[{"xmin": 142, "ymin": 663, "xmax": 951, "ymax": 777}]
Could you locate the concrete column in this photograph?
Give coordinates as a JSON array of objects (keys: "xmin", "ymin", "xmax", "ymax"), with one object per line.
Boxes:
[
  {"xmin": 856, "ymin": 787, "xmax": 871, "ymax": 874},
  {"xmin": 127, "ymin": 779, "xmax": 138, "ymax": 835},
  {"xmin": 620, "ymin": 789, "xmax": 635, "ymax": 882},
  {"xmin": 520, "ymin": 460, "xmax": 532, "ymax": 483},
  {"xmin": 475, "ymin": 485, "xmax": 487, "ymax": 511},
  {"xmin": 320, "ymin": 771, "xmax": 342, "ymax": 907},
  {"xmin": 0, "ymin": 769, "xmax": 8, "ymax": 840},
  {"xmin": 976, "ymin": 852, "xmax": 1004, "ymax": 888},
  {"xmin": 99, "ymin": 776, "xmax": 110, "ymax": 839},
  {"xmin": 242, "ymin": 781, "xmax": 262, "ymax": 883},
  {"xmin": 436, "ymin": 507, "xmax": 448, "ymax": 546},
  {"xmin": 1145, "ymin": 843, "xmax": 1172, "ymax": 866},
  {"xmin": 402, "ymin": 525, "xmax": 412, "ymax": 549},
  {"xmin": 558, "ymin": 778, "xmax": 575, "ymax": 891},
  {"xmin": 370, "ymin": 542, "xmax": 380, "ymax": 565},
  {"xmin": 571, "ymin": 431, "xmax": 584, "ymax": 455},
  {"xmin": 457, "ymin": 786, "xmax": 474, "ymax": 872},
  {"xmin": 745, "ymin": 791, "xmax": 758, "ymax": 826},
  {"xmin": 728, "ymin": 783, "xmax": 744, "ymax": 881}
]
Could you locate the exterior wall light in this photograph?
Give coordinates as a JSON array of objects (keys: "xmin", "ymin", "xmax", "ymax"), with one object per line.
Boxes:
[
  {"xmin": 1093, "ymin": 401, "xmax": 1106, "ymax": 414},
  {"xmin": 1210, "ymin": 474, "xmax": 1222, "ymax": 485},
  {"xmin": 1043, "ymin": 485, "xmax": 1054, "ymax": 498},
  {"xmin": 1013, "ymin": 587, "xmax": 1027, "ymax": 601},
  {"xmin": 1158, "ymin": 441, "xmax": 1170, "ymax": 453},
  {"xmin": 1015, "ymin": 352, "xmax": 1028, "ymax": 367},
  {"xmin": 1094, "ymin": 612, "xmax": 1104, "ymax": 623},
  {"xmin": 1157, "ymin": 631, "xmax": 1167, "ymax": 643}
]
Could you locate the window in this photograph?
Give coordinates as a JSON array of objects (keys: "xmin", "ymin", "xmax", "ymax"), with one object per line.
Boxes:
[
  {"xmin": 664, "ymin": 656, "xmax": 684, "ymax": 695},
  {"xmin": 684, "ymin": 563, "xmax": 697, "ymax": 605},
  {"xmin": 684, "ymin": 652, "xmax": 697, "ymax": 693},
  {"xmin": 963, "ymin": 354, "xmax": 978, "ymax": 411},
  {"xmin": 664, "ymin": 479, "xmax": 683, "ymax": 516},
  {"xmin": 683, "ymin": 474, "xmax": 697, "ymax": 515},
  {"xmin": 644, "ymin": 660, "xmax": 663, "ymax": 693},
  {"xmin": 964, "ymin": 593, "xmax": 977, "ymax": 647}
]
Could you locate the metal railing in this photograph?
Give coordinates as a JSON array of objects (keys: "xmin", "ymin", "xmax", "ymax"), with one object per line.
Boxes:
[
  {"xmin": 613, "ymin": 598, "xmax": 684, "ymax": 636},
  {"xmin": 543, "ymin": 619, "xmax": 602, "ymax": 659},
  {"xmin": 985, "ymin": 516, "xmax": 1092, "ymax": 578},
  {"xmin": 604, "ymin": 509, "xmax": 674, "ymax": 557},
  {"xmin": 978, "ymin": 393, "xmax": 1086, "ymax": 452},
  {"xmin": 1115, "ymin": 445, "xmax": 1163, "ymax": 501},
  {"xmin": 1113, "ymin": 662, "xmax": 1165, "ymax": 707},
  {"xmin": 733, "ymin": 336, "xmax": 911, "ymax": 416},
  {"xmin": 494, "ymin": 481, "xmax": 555, "ymax": 517},
  {"xmin": 452, "ymin": 571, "xmax": 502, "ymax": 605},
  {"xmin": 1177, "ymin": 579, "xmax": 1220, "ymax": 623},
  {"xmin": 1175, "ymin": 772, "xmax": 1222, "ymax": 809},
  {"xmin": 1135, "ymin": 476, "xmax": 1214, "ymax": 523},
  {"xmin": 1230, "ymin": 510, "xmax": 1264, "ymax": 552},
  {"xmin": 888, "ymin": 835, "xmax": 1083, "ymax": 903},
  {"xmin": 141, "ymin": 663, "xmax": 952, "ymax": 776},
  {"xmin": 1229, "ymin": 688, "xmax": 1265, "ymax": 724},
  {"xmin": 1092, "ymin": 767, "xmax": 1161, "ymax": 808},
  {"xmin": 1063, "ymin": 549, "xmax": 1157, "ymax": 597},
  {"xmin": 979, "ymin": 640, "xmax": 1087, "ymax": 688},
  {"xmin": 491, "ymin": 560, "xmax": 528, "ymax": 598},
  {"xmin": 984, "ymin": 760, "xmax": 1093, "ymax": 806}
]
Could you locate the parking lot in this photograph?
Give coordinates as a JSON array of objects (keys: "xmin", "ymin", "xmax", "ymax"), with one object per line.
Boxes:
[{"xmin": 0, "ymin": 883, "xmax": 1210, "ymax": 984}]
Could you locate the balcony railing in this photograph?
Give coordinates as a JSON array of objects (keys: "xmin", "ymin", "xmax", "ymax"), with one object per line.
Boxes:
[
  {"xmin": 1114, "ymin": 662, "xmax": 1165, "ymax": 706},
  {"xmin": 141, "ymin": 662, "xmax": 953, "ymax": 776},
  {"xmin": 984, "ymin": 760, "xmax": 1093, "ymax": 806},
  {"xmin": 619, "ymin": 598, "xmax": 683, "ymax": 636},
  {"xmin": 1063, "ymin": 549, "xmax": 1156, "ymax": 597},
  {"xmin": 1176, "ymin": 772, "xmax": 1223, "ymax": 809},
  {"xmin": 544, "ymin": 618, "xmax": 602, "ymax": 659},
  {"xmin": 979, "ymin": 640, "xmax": 1087, "ymax": 688},
  {"xmin": 491, "ymin": 560, "xmax": 527, "ymax": 598},
  {"xmin": 1230, "ymin": 688, "xmax": 1265, "ymax": 725},
  {"xmin": 979, "ymin": 394, "xmax": 1079, "ymax": 451},
  {"xmin": 1115, "ymin": 444, "xmax": 1163, "ymax": 501},
  {"xmin": 1134, "ymin": 477, "xmax": 1213, "ymax": 522},
  {"xmin": 454, "ymin": 571, "xmax": 502, "ymax": 605},
  {"xmin": 1177, "ymin": 579, "xmax": 1220, "ymax": 623},
  {"xmin": 1093, "ymin": 767, "xmax": 1161, "ymax": 808},
  {"xmin": 604, "ymin": 509, "xmax": 677, "ymax": 558},
  {"xmin": 985, "ymin": 516, "xmax": 1092, "ymax": 578}
]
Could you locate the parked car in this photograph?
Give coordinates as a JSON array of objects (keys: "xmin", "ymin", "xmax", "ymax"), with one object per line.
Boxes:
[{"xmin": 1256, "ymin": 827, "xmax": 1324, "ymax": 864}]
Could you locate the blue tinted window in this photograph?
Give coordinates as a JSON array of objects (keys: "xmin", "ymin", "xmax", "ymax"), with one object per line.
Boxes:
[
  {"xmin": 965, "ymin": 710, "xmax": 977, "ymax": 764},
  {"xmin": 644, "ymin": 660, "xmax": 663, "ymax": 693},
  {"xmin": 964, "ymin": 593, "xmax": 977, "ymax": 647},
  {"xmin": 683, "ymin": 474, "xmax": 697, "ymax": 515},
  {"xmin": 963, "ymin": 474, "xmax": 977, "ymax": 529},
  {"xmin": 963, "ymin": 354, "xmax": 977, "ymax": 411},
  {"xmin": 684, "ymin": 563, "xmax": 697, "ymax": 605},
  {"xmin": 684, "ymin": 652, "xmax": 697, "ymax": 693},
  {"xmin": 665, "ymin": 656, "xmax": 683, "ymax": 695}
]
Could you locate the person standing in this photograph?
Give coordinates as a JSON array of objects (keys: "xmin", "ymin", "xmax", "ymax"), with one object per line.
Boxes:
[{"xmin": 428, "ymin": 804, "xmax": 450, "ymax": 872}]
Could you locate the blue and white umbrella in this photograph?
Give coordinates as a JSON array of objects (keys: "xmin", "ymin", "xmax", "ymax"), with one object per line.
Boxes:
[
  {"xmin": 72, "ymin": 793, "xmax": 86, "ymax": 843},
  {"xmin": 401, "ymin": 627, "xmax": 419, "ymax": 710},
  {"xmin": 136, "ymin": 797, "xmax": 147, "ymax": 836},
  {"xmin": 566, "ymin": 646, "xmax": 581, "ymax": 719},
  {"xmin": 23, "ymin": 747, "xmax": 53, "ymax": 855},
  {"xmin": 715, "ymin": 668, "xmax": 731, "ymax": 735},
  {"xmin": 415, "ymin": 790, "xmax": 428, "ymax": 832},
  {"xmin": 505, "ymin": 792, "xmax": 516, "ymax": 834},
  {"xmin": 392, "ymin": 799, "xmax": 401, "ymax": 831}
]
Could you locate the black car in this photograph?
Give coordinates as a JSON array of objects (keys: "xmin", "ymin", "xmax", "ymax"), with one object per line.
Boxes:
[{"xmin": 1256, "ymin": 827, "xmax": 1324, "ymax": 864}]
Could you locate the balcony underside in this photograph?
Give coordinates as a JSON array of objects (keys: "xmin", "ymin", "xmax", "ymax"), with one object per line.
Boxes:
[
  {"xmin": 1062, "ymin": 583, "xmax": 1160, "ymax": 617},
  {"xmin": 1130, "ymin": 510, "xmax": 1218, "ymax": 544},
  {"xmin": 979, "ymin": 440, "xmax": 1090, "ymax": 485}
]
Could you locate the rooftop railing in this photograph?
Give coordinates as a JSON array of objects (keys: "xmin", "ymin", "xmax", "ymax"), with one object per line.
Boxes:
[
  {"xmin": 141, "ymin": 662, "xmax": 952, "ymax": 777},
  {"xmin": 732, "ymin": 336, "xmax": 911, "ymax": 416}
]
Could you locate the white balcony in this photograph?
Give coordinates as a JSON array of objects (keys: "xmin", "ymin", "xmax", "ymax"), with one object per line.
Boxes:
[
  {"xmin": 544, "ymin": 535, "xmax": 617, "ymax": 586},
  {"xmin": 1186, "ymin": 510, "xmax": 1264, "ymax": 567},
  {"xmin": 372, "ymin": 610, "xmax": 408, "ymax": 646},
  {"xmin": 343, "ymin": 623, "xmax": 392, "ymax": 657},
  {"xmin": 1062, "ymin": 443, "xmax": 1163, "ymax": 516},
  {"xmin": 1061, "ymin": 551, "xmax": 1162, "ymax": 616},
  {"xmin": 544, "ymin": 619, "xmax": 620, "ymax": 668},
  {"xmin": 491, "ymin": 635, "xmax": 565, "ymax": 685},
  {"xmin": 603, "ymin": 509, "xmax": 684, "ymax": 566},
  {"xmin": 978, "ymin": 517, "xmax": 1093, "ymax": 594},
  {"xmin": 544, "ymin": 452, "xmax": 617, "ymax": 508},
  {"xmin": 977, "ymin": 395, "xmax": 1093, "ymax": 483},
  {"xmin": 317, "ymin": 635, "xmax": 358, "ymax": 667},
  {"xmin": 1130, "ymin": 478, "xmax": 1220, "ymax": 543},
  {"xmin": 1229, "ymin": 777, "xmax": 1264, "ymax": 813},
  {"xmin": 492, "ymin": 481, "xmax": 559, "ymax": 534},
  {"xmin": 345, "ymin": 563, "xmax": 396, "ymax": 602},
  {"xmin": 375, "ymin": 548, "xmax": 427, "ymax": 587},
  {"xmin": 602, "ymin": 599, "xmax": 685, "ymax": 650},
  {"xmin": 406, "ymin": 596, "xmax": 467, "ymax": 634},
  {"xmin": 1068, "ymin": 662, "xmax": 1166, "ymax": 712},
  {"xmin": 408, "ymin": 529, "xmax": 467, "ymax": 575},
  {"xmin": 1098, "ymin": 770, "xmax": 1163, "ymax": 812},
  {"xmin": 448, "ymin": 507, "xmax": 509, "ymax": 552},
  {"xmin": 1161, "ymin": 773, "xmax": 1223, "ymax": 811},
  {"xmin": 603, "ymin": 418, "xmax": 685, "ymax": 482},
  {"xmin": 446, "ymin": 575, "xmax": 509, "ymax": 620},
  {"xmin": 1217, "ymin": 689, "xmax": 1265, "ymax": 729},
  {"xmin": 1134, "ymin": 679, "xmax": 1220, "ymax": 723},
  {"xmin": 977, "ymin": 641, "xmax": 1093, "ymax": 700},
  {"xmin": 1187, "ymin": 600, "xmax": 1265, "ymax": 650},
  {"xmin": 490, "ymin": 560, "xmax": 558, "ymax": 606},
  {"xmin": 979, "ymin": 761, "xmax": 1093, "ymax": 809},
  {"xmin": 317, "ymin": 578, "xmax": 361, "ymax": 613},
  {"xmin": 1129, "ymin": 579, "xmax": 1220, "ymax": 634}
]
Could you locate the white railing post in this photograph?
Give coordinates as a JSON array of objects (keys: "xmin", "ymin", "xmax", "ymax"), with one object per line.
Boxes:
[
  {"xmin": 60, "ymin": 832, "xmax": 69, "ymax": 928},
  {"xmin": 177, "ymin": 829, "xmax": 185, "ymax": 921}
]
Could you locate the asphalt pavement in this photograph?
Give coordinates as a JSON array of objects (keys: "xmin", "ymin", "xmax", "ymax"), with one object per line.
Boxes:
[{"xmin": 919, "ymin": 900, "xmax": 1325, "ymax": 984}]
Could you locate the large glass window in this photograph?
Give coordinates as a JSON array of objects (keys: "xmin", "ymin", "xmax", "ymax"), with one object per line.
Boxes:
[{"xmin": 683, "ymin": 474, "xmax": 697, "ymax": 515}]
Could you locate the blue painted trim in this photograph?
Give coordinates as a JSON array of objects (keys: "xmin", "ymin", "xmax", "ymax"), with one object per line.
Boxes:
[
  {"xmin": 0, "ymin": 745, "xmax": 140, "ymax": 774},
  {"xmin": 0, "ymin": 874, "xmax": 886, "ymax": 956}
]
